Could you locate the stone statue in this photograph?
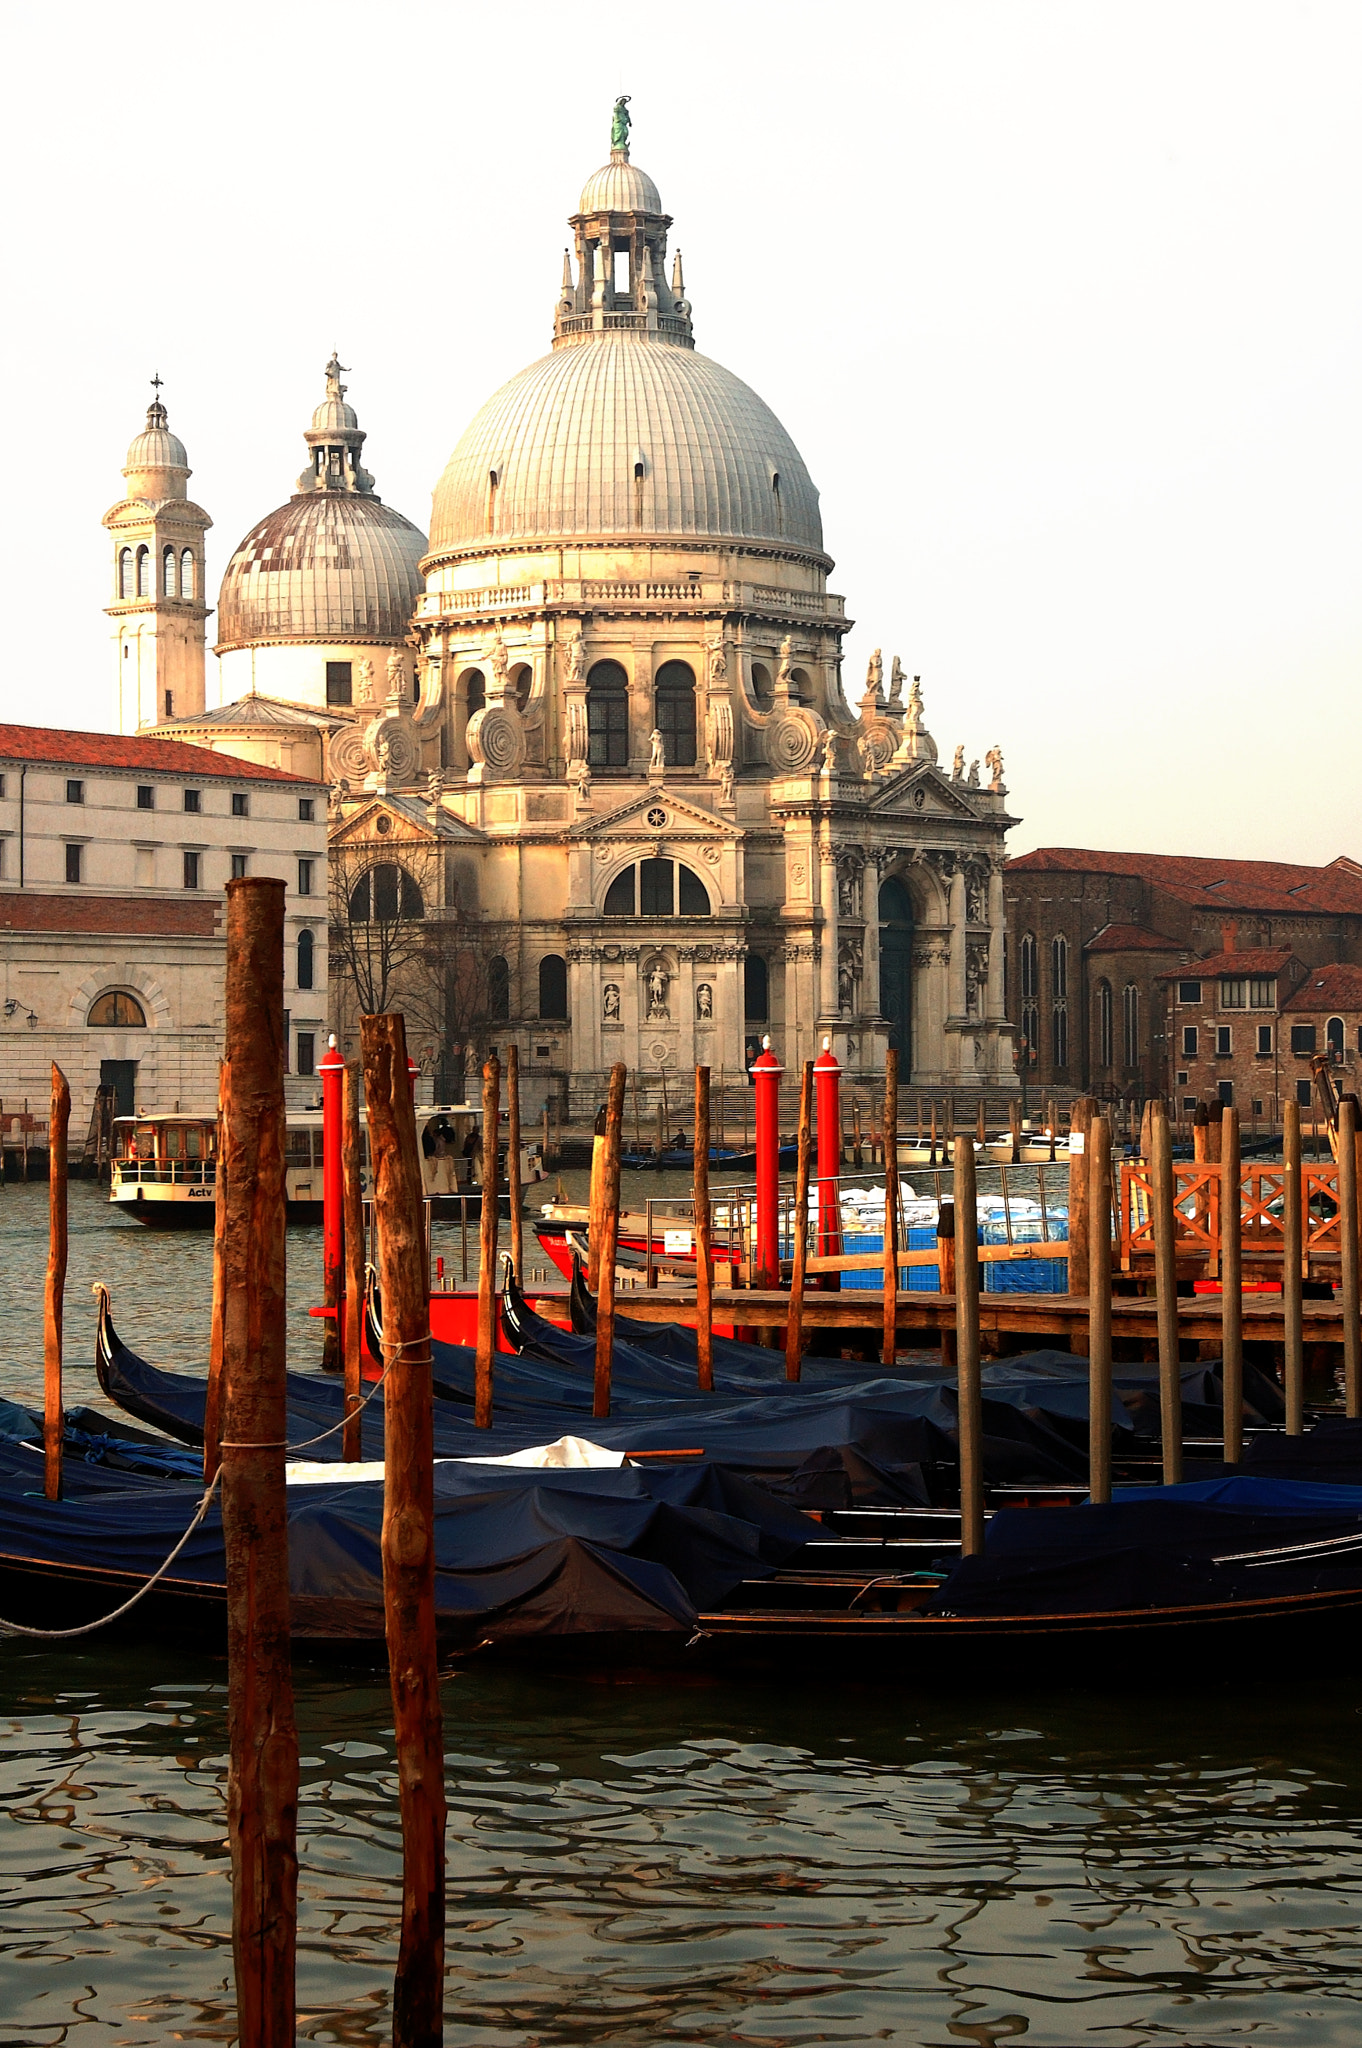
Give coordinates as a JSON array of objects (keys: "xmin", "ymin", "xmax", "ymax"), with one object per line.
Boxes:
[
  {"xmin": 967, "ymin": 758, "xmax": 980, "ymax": 787},
  {"xmin": 356, "ymin": 658, "xmax": 375, "ymax": 704},
  {"xmin": 646, "ymin": 965, "xmax": 668, "ymax": 1019},
  {"xmin": 427, "ymin": 768, "xmax": 444, "ymax": 804},
  {"xmin": 649, "ymin": 728, "xmax": 666, "ymax": 773},
  {"xmin": 602, "ymin": 983, "xmax": 620, "ymax": 1022},
  {"xmin": 985, "ymin": 744, "xmax": 1005, "ymax": 791},
  {"xmin": 718, "ymin": 761, "xmax": 735, "ymax": 806},
  {"xmin": 890, "ymin": 656, "xmax": 906, "ymax": 704},
  {"xmin": 329, "ymin": 778, "xmax": 349, "ymax": 813},
  {"xmin": 838, "ymin": 963, "xmax": 854, "ymax": 1013},
  {"xmin": 866, "ymin": 648, "xmax": 883, "ymax": 698},
  {"xmin": 906, "ymin": 677, "xmax": 924, "ymax": 742},
  {"xmin": 611, "ymin": 95, "xmax": 632, "ymax": 151},
  {"xmin": 696, "ymin": 982, "xmax": 713, "ymax": 1021},
  {"xmin": 487, "ymin": 632, "xmax": 509, "ymax": 692},
  {"xmin": 565, "ymin": 630, "xmax": 586, "ymax": 683},
  {"xmin": 952, "ymin": 745, "xmax": 965, "ymax": 782},
  {"xmin": 776, "ymin": 635, "xmax": 796, "ymax": 699},
  {"xmin": 377, "ymin": 734, "xmax": 393, "ymax": 774},
  {"xmin": 324, "ymin": 351, "xmax": 349, "ymax": 401},
  {"xmin": 838, "ymin": 867, "xmax": 857, "ymax": 917},
  {"xmin": 385, "ymin": 649, "xmax": 406, "ymax": 698},
  {"xmin": 706, "ymin": 626, "xmax": 727, "ymax": 683}
]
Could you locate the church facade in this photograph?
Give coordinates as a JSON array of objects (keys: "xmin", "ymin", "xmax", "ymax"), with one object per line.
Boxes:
[{"xmin": 115, "ymin": 117, "xmax": 1019, "ymax": 1110}]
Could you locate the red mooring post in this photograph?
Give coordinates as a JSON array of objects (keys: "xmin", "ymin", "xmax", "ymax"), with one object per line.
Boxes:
[
  {"xmin": 751, "ymin": 1035, "xmax": 784, "ymax": 1288},
  {"xmin": 814, "ymin": 1035, "xmax": 843, "ymax": 1288},
  {"xmin": 319, "ymin": 1035, "xmax": 345, "ymax": 1373}
]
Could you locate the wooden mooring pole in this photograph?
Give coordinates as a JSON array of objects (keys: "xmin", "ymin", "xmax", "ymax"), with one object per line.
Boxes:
[
  {"xmin": 882, "ymin": 1050, "xmax": 900, "ymax": 1369},
  {"xmin": 785, "ymin": 1060, "xmax": 813, "ymax": 1383},
  {"xmin": 360, "ymin": 1011, "xmax": 446, "ymax": 2048},
  {"xmin": 219, "ymin": 877, "xmax": 298, "ymax": 2046},
  {"xmin": 593, "ymin": 1063, "xmax": 627, "ymax": 1420},
  {"xmin": 1221, "ymin": 1104, "xmax": 1243, "ymax": 1464},
  {"xmin": 1283, "ymin": 1100, "xmax": 1305, "ymax": 1434},
  {"xmin": 43, "ymin": 1062, "xmax": 70, "ymax": 1502},
  {"xmin": 507, "ymin": 1044, "xmax": 523, "ymax": 1285},
  {"xmin": 1151, "ymin": 1100, "xmax": 1182, "ymax": 1485},
  {"xmin": 1067, "ymin": 1096, "xmax": 1095, "ymax": 1303},
  {"xmin": 475, "ymin": 1057, "xmax": 501, "ymax": 1429},
  {"xmin": 954, "ymin": 1131, "xmax": 985, "ymax": 1556},
  {"xmin": 342, "ymin": 1062, "xmax": 365, "ymax": 1463},
  {"xmin": 203, "ymin": 1067, "xmax": 228, "ymax": 1487},
  {"xmin": 693, "ymin": 1065, "xmax": 714, "ymax": 1392},
  {"xmin": 1087, "ymin": 1112, "xmax": 1113, "ymax": 1503},
  {"xmin": 1340, "ymin": 1093, "xmax": 1361, "ymax": 1419}
]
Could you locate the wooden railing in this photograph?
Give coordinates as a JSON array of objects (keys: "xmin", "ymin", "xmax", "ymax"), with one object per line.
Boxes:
[{"xmin": 1120, "ymin": 1160, "xmax": 1340, "ymax": 1271}]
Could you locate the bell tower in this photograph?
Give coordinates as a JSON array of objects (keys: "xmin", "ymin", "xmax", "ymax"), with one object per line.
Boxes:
[{"xmin": 104, "ymin": 377, "xmax": 213, "ymax": 732}]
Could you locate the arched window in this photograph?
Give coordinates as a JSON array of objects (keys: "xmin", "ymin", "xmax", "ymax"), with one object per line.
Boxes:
[
  {"xmin": 488, "ymin": 954, "xmax": 510, "ymax": 1021},
  {"xmin": 119, "ymin": 547, "xmax": 133, "ymax": 600},
  {"xmin": 749, "ymin": 661, "xmax": 773, "ymax": 709},
  {"xmin": 654, "ymin": 660, "xmax": 696, "ymax": 766},
  {"xmin": 510, "ymin": 663, "xmax": 533, "ymax": 713},
  {"xmin": 1052, "ymin": 1001, "xmax": 1068, "ymax": 1069},
  {"xmin": 538, "ymin": 953, "xmax": 568, "ymax": 1019},
  {"xmin": 603, "ymin": 859, "xmax": 710, "ymax": 917},
  {"xmin": 162, "ymin": 546, "xmax": 176, "ymax": 598},
  {"xmin": 486, "ymin": 468, "xmax": 499, "ymax": 534},
  {"xmin": 587, "ymin": 660, "xmax": 629, "ymax": 767},
  {"xmin": 744, "ymin": 953, "xmax": 769, "ymax": 1022},
  {"xmin": 348, "ymin": 863, "xmax": 424, "ymax": 922},
  {"xmin": 1328, "ymin": 1015, "xmax": 1345, "ymax": 1060},
  {"xmin": 460, "ymin": 668, "xmax": 486, "ymax": 721},
  {"xmin": 1020, "ymin": 932, "xmax": 1037, "ymax": 1001},
  {"xmin": 1123, "ymin": 984, "xmax": 1140, "ymax": 1066},
  {"xmin": 180, "ymin": 550, "xmax": 195, "ymax": 599},
  {"xmin": 135, "ymin": 545, "xmax": 151, "ymax": 598},
  {"xmin": 1052, "ymin": 933, "xmax": 1068, "ymax": 1000},
  {"xmin": 1098, "ymin": 980, "xmax": 1114, "ymax": 1068},
  {"xmin": 297, "ymin": 928, "xmax": 314, "ymax": 991},
  {"xmin": 88, "ymin": 989, "xmax": 147, "ymax": 1028},
  {"xmin": 771, "ymin": 471, "xmax": 784, "ymax": 535}
]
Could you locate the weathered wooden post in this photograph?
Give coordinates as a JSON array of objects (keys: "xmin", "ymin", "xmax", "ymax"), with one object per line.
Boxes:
[
  {"xmin": 1009, "ymin": 1097, "xmax": 1021, "ymax": 1165},
  {"xmin": 220, "ymin": 877, "xmax": 298, "ymax": 2046},
  {"xmin": 506, "ymin": 1044, "xmax": 523, "ymax": 1284},
  {"xmin": 785, "ymin": 1060, "xmax": 814, "ymax": 1383},
  {"xmin": 1067, "ymin": 1095, "xmax": 1096, "ymax": 1301},
  {"xmin": 43, "ymin": 1062, "xmax": 70, "ymax": 1502},
  {"xmin": 1340, "ymin": 1093, "xmax": 1361, "ymax": 1418},
  {"xmin": 593, "ymin": 1063, "xmax": 627, "ymax": 1420},
  {"xmin": 693, "ymin": 1065, "xmax": 714, "ymax": 1392},
  {"xmin": 937, "ymin": 1198, "xmax": 957, "ymax": 1368},
  {"xmin": 1151, "ymin": 1100, "xmax": 1182, "ymax": 1484},
  {"xmin": 1283, "ymin": 1099, "xmax": 1305, "ymax": 1433},
  {"xmin": 1088, "ymin": 1111, "xmax": 1113, "ymax": 1503},
  {"xmin": 976, "ymin": 1098, "xmax": 986, "ymax": 1147},
  {"xmin": 342, "ymin": 1061, "xmax": 365, "ymax": 1464},
  {"xmin": 203, "ymin": 1069, "xmax": 228, "ymax": 1487},
  {"xmin": 1221, "ymin": 1104, "xmax": 1244, "ymax": 1463},
  {"xmin": 360, "ymin": 1011, "xmax": 446, "ymax": 2048},
  {"xmin": 882, "ymin": 1049, "xmax": 900, "ymax": 1369},
  {"xmin": 954, "ymin": 1131, "xmax": 985, "ymax": 1555},
  {"xmin": 475, "ymin": 1056, "xmax": 501, "ymax": 1429}
]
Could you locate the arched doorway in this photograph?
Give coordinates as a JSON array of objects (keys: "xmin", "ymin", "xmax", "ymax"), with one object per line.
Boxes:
[{"xmin": 879, "ymin": 875, "xmax": 914, "ymax": 1071}]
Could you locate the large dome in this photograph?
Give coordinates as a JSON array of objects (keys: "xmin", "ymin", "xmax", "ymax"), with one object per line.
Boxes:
[
  {"xmin": 427, "ymin": 335, "xmax": 823, "ymax": 558},
  {"xmin": 216, "ymin": 494, "xmax": 427, "ymax": 650}
]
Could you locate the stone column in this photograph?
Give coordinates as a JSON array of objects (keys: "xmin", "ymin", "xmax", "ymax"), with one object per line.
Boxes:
[
  {"xmin": 819, "ymin": 842, "xmax": 838, "ymax": 1023},
  {"xmin": 986, "ymin": 863, "xmax": 1006, "ymax": 1020},
  {"xmin": 862, "ymin": 856, "xmax": 881, "ymax": 1019},
  {"xmin": 948, "ymin": 865, "xmax": 968, "ymax": 1020}
]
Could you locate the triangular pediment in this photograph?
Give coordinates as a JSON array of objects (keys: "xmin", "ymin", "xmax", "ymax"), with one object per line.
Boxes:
[
  {"xmin": 571, "ymin": 786, "xmax": 742, "ymax": 843},
  {"xmin": 330, "ymin": 795, "xmax": 487, "ymax": 846},
  {"xmin": 870, "ymin": 762, "xmax": 983, "ymax": 818}
]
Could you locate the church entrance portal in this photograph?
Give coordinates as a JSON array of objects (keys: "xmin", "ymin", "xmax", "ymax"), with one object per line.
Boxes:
[{"xmin": 879, "ymin": 877, "xmax": 914, "ymax": 1074}]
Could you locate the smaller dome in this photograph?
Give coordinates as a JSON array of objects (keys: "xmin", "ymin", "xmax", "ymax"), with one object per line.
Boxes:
[
  {"xmin": 312, "ymin": 395, "xmax": 359, "ymax": 433},
  {"xmin": 579, "ymin": 153, "xmax": 662, "ymax": 216},
  {"xmin": 125, "ymin": 400, "xmax": 187, "ymax": 474}
]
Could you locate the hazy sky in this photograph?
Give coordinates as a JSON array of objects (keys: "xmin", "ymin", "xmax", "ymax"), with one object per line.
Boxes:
[{"xmin": 3, "ymin": 1, "xmax": 1357, "ymax": 863}]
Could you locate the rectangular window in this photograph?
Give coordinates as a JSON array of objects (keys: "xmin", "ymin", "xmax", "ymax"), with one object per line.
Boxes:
[
  {"xmin": 1249, "ymin": 977, "xmax": 1275, "ymax": 1009},
  {"xmin": 230, "ymin": 853, "xmax": 248, "ymax": 880},
  {"xmin": 1221, "ymin": 978, "xmax": 1246, "ymax": 1010},
  {"xmin": 1177, "ymin": 1070, "xmax": 1189, "ymax": 1086},
  {"xmin": 1252, "ymin": 1098, "xmax": 1264, "ymax": 1116},
  {"xmin": 1297, "ymin": 1078, "xmax": 1313, "ymax": 1107},
  {"xmin": 65, "ymin": 842, "xmax": 82, "ymax": 884},
  {"xmin": 0, "ymin": 838, "xmax": 5, "ymax": 878},
  {"xmin": 1291, "ymin": 1024, "xmax": 1317, "ymax": 1055},
  {"xmin": 231, "ymin": 792, "xmax": 249, "ymax": 818},
  {"xmin": 1218, "ymin": 1079, "xmax": 1234, "ymax": 1107},
  {"xmin": 298, "ymin": 798, "xmax": 314, "ymax": 823},
  {"xmin": 66, "ymin": 779, "xmax": 83, "ymax": 805},
  {"xmin": 0, "ymin": 775, "xmax": 6, "ymax": 798},
  {"xmin": 1216, "ymin": 1025, "xmax": 1232, "ymax": 1055},
  {"xmin": 325, "ymin": 661, "xmax": 353, "ymax": 707},
  {"xmin": 164, "ymin": 690, "xmax": 174, "ymax": 718},
  {"xmin": 1182, "ymin": 1095, "xmax": 1197, "ymax": 1111},
  {"xmin": 1178, "ymin": 979, "xmax": 1202, "ymax": 1003},
  {"xmin": 135, "ymin": 847, "xmax": 155, "ymax": 887},
  {"xmin": 296, "ymin": 1032, "xmax": 315, "ymax": 1078},
  {"xmin": 183, "ymin": 789, "xmax": 201, "ymax": 814},
  {"xmin": 183, "ymin": 850, "xmax": 200, "ymax": 890},
  {"xmin": 298, "ymin": 858, "xmax": 314, "ymax": 896},
  {"xmin": 1182, "ymin": 1025, "xmax": 1198, "ymax": 1057},
  {"xmin": 136, "ymin": 785, "xmax": 155, "ymax": 810},
  {"xmin": 1256, "ymin": 1024, "xmax": 1273, "ymax": 1056}
]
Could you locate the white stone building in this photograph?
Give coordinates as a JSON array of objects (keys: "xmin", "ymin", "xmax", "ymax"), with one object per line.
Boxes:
[{"xmin": 0, "ymin": 726, "xmax": 328, "ymax": 1134}]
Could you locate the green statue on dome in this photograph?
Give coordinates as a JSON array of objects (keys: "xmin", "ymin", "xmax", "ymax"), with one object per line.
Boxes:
[{"xmin": 611, "ymin": 95, "xmax": 631, "ymax": 154}]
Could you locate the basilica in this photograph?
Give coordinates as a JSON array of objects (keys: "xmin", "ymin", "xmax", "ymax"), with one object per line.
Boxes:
[{"xmin": 105, "ymin": 114, "xmax": 1018, "ymax": 1111}]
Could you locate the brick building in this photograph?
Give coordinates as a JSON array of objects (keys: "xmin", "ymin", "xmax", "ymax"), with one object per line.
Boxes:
[{"xmin": 1004, "ymin": 848, "xmax": 1362, "ymax": 1109}]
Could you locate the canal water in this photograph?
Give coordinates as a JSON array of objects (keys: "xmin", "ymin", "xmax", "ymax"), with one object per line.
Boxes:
[{"xmin": 2, "ymin": 1180, "xmax": 1362, "ymax": 2045}]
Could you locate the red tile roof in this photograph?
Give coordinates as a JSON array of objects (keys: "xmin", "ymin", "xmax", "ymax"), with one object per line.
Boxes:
[
  {"xmin": 0, "ymin": 893, "xmax": 220, "ymax": 936},
  {"xmin": 1083, "ymin": 923, "xmax": 1185, "ymax": 953},
  {"xmin": 0, "ymin": 724, "xmax": 320, "ymax": 784},
  {"xmin": 1156, "ymin": 946, "xmax": 1297, "ymax": 979},
  {"xmin": 1008, "ymin": 847, "xmax": 1362, "ymax": 916},
  {"xmin": 1283, "ymin": 962, "xmax": 1362, "ymax": 1013}
]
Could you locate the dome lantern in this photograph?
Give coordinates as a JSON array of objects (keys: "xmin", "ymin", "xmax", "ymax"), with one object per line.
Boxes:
[
  {"xmin": 297, "ymin": 352, "xmax": 378, "ymax": 497},
  {"xmin": 555, "ymin": 106, "xmax": 691, "ymax": 351}
]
